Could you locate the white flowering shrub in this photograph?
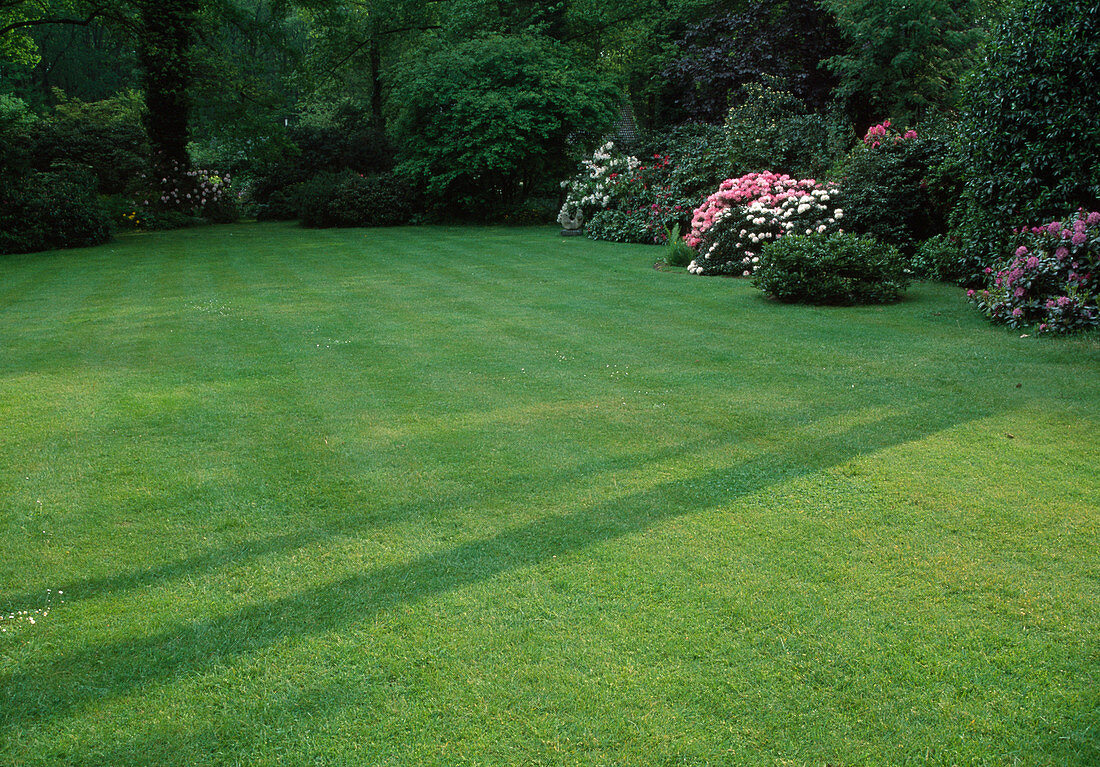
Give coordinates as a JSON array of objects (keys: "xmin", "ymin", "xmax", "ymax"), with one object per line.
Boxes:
[
  {"xmin": 559, "ymin": 141, "xmax": 641, "ymax": 221},
  {"xmin": 688, "ymin": 183, "xmax": 844, "ymax": 276}
]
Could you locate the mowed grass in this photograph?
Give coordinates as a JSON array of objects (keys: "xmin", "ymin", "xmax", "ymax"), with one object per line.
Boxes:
[{"xmin": 1, "ymin": 222, "xmax": 1097, "ymax": 766}]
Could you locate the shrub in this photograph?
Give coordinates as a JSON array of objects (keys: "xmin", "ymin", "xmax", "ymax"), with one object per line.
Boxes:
[
  {"xmin": 132, "ymin": 162, "xmax": 239, "ymax": 225},
  {"xmin": 245, "ymin": 105, "xmax": 394, "ymax": 220},
  {"xmin": 0, "ymin": 170, "xmax": 111, "ymax": 254},
  {"xmin": 298, "ymin": 170, "xmax": 419, "ymax": 228},
  {"xmin": 912, "ymin": 234, "xmax": 969, "ymax": 282},
  {"xmin": 954, "ymin": 0, "xmax": 1100, "ymax": 272},
  {"xmin": 686, "ymin": 171, "xmax": 833, "ymax": 248},
  {"xmin": 585, "ymin": 208, "xmax": 660, "ymax": 245},
  {"xmin": 392, "ymin": 34, "xmax": 617, "ymax": 216},
  {"xmin": 688, "ymin": 181, "xmax": 843, "ymax": 276},
  {"xmin": 840, "ymin": 121, "xmax": 956, "ymax": 256},
  {"xmin": 635, "ymin": 123, "xmax": 733, "ymax": 202},
  {"xmin": 28, "ymin": 91, "xmax": 149, "ymax": 195},
  {"xmin": 0, "ymin": 94, "xmax": 37, "ymax": 178},
  {"xmin": 561, "ymin": 142, "xmax": 692, "ymax": 244},
  {"xmin": 754, "ymin": 233, "xmax": 909, "ymax": 304},
  {"xmin": 725, "ymin": 78, "xmax": 854, "ymax": 180},
  {"xmin": 968, "ymin": 211, "xmax": 1099, "ymax": 334},
  {"xmin": 559, "ymin": 142, "xmax": 641, "ymax": 221}
]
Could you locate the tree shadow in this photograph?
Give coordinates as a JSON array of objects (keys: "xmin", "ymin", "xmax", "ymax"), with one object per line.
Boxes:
[{"xmin": 1, "ymin": 406, "xmax": 983, "ymax": 733}]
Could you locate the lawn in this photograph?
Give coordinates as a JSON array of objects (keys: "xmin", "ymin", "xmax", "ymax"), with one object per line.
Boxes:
[{"xmin": 1, "ymin": 223, "xmax": 1097, "ymax": 766}]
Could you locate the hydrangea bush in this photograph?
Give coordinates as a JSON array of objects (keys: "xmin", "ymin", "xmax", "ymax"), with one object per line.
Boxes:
[
  {"xmin": 969, "ymin": 210, "xmax": 1099, "ymax": 334},
  {"xmin": 686, "ymin": 173, "xmax": 843, "ymax": 276}
]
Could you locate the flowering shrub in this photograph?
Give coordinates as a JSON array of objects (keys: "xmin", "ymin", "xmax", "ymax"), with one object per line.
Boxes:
[
  {"xmin": 560, "ymin": 142, "xmax": 693, "ymax": 244},
  {"xmin": 968, "ymin": 211, "xmax": 1100, "ymax": 334},
  {"xmin": 754, "ymin": 233, "xmax": 909, "ymax": 304},
  {"xmin": 134, "ymin": 161, "xmax": 239, "ymax": 224},
  {"xmin": 686, "ymin": 175, "xmax": 843, "ymax": 276},
  {"xmin": 685, "ymin": 171, "xmax": 824, "ymax": 247},
  {"xmin": 840, "ymin": 120, "xmax": 956, "ymax": 256},
  {"xmin": 559, "ymin": 142, "xmax": 641, "ymax": 220}
]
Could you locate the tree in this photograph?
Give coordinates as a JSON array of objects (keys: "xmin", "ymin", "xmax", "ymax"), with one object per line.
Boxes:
[
  {"xmin": 821, "ymin": 0, "xmax": 984, "ymax": 127},
  {"xmin": 661, "ymin": 0, "xmax": 844, "ymax": 123},
  {"xmin": 391, "ymin": 33, "xmax": 618, "ymax": 215}
]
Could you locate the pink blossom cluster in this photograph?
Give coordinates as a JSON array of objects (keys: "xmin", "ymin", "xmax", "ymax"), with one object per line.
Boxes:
[
  {"xmin": 862, "ymin": 120, "xmax": 918, "ymax": 149},
  {"xmin": 685, "ymin": 172, "xmax": 820, "ymax": 248}
]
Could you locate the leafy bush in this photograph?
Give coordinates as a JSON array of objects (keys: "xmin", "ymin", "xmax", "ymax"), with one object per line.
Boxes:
[
  {"xmin": 246, "ymin": 104, "xmax": 394, "ymax": 220},
  {"xmin": 298, "ymin": 170, "xmax": 419, "ymax": 228},
  {"xmin": 392, "ymin": 34, "xmax": 617, "ymax": 216},
  {"xmin": 0, "ymin": 94, "xmax": 37, "ymax": 178},
  {"xmin": 28, "ymin": 91, "xmax": 148, "ymax": 195},
  {"xmin": 754, "ymin": 233, "xmax": 909, "ymax": 304},
  {"xmin": 840, "ymin": 121, "xmax": 955, "ymax": 255},
  {"xmin": 635, "ymin": 123, "xmax": 733, "ymax": 203},
  {"xmin": 725, "ymin": 78, "xmax": 854, "ymax": 180},
  {"xmin": 968, "ymin": 211, "xmax": 1099, "ymax": 334},
  {"xmin": 954, "ymin": 0, "xmax": 1100, "ymax": 271},
  {"xmin": 585, "ymin": 208, "xmax": 660, "ymax": 244},
  {"xmin": 688, "ymin": 180, "xmax": 843, "ymax": 276},
  {"xmin": 911, "ymin": 234, "xmax": 968, "ymax": 282},
  {"xmin": 0, "ymin": 170, "xmax": 111, "ymax": 254},
  {"xmin": 499, "ymin": 197, "xmax": 557, "ymax": 226}
]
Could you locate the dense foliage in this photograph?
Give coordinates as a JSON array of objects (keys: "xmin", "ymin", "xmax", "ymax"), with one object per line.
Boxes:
[
  {"xmin": 754, "ymin": 233, "xmax": 909, "ymax": 304},
  {"xmin": 298, "ymin": 170, "xmax": 419, "ymax": 228},
  {"xmin": 662, "ymin": 0, "xmax": 843, "ymax": 122},
  {"xmin": 839, "ymin": 121, "xmax": 957, "ymax": 255},
  {"xmin": 0, "ymin": 169, "xmax": 112, "ymax": 254},
  {"xmin": 954, "ymin": 0, "xmax": 1100, "ymax": 272},
  {"xmin": 391, "ymin": 34, "xmax": 617, "ymax": 217}
]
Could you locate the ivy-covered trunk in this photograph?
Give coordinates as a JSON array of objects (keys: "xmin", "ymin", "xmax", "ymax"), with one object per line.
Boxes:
[{"xmin": 137, "ymin": 0, "xmax": 199, "ymax": 173}]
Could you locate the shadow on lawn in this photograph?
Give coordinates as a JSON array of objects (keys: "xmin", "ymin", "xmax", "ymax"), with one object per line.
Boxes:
[{"xmin": 2, "ymin": 405, "xmax": 983, "ymax": 733}]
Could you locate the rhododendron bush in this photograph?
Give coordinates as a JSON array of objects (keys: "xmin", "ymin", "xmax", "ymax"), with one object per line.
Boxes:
[
  {"xmin": 969, "ymin": 210, "xmax": 1099, "ymax": 334},
  {"xmin": 685, "ymin": 172, "xmax": 843, "ymax": 276},
  {"xmin": 558, "ymin": 142, "xmax": 691, "ymax": 244}
]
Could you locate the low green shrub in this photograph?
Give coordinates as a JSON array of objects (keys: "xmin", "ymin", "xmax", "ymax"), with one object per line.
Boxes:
[
  {"xmin": 584, "ymin": 208, "xmax": 659, "ymax": 244},
  {"xmin": 0, "ymin": 170, "xmax": 111, "ymax": 254},
  {"xmin": 754, "ymin": 233, "xmax": 909, "ymax": 304},
  {"xmin": 298, "ymin": 170, "xmax": 419, "ymax": 228},
  {"xmin": 912, "ymin": 234, "xmax": 967, "ymax": 282}
]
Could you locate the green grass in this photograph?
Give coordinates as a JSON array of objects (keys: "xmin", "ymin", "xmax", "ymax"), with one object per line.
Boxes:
[{"xmin": 1, "ymin": 223, "xmax": 1098, "ymax": 766}]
